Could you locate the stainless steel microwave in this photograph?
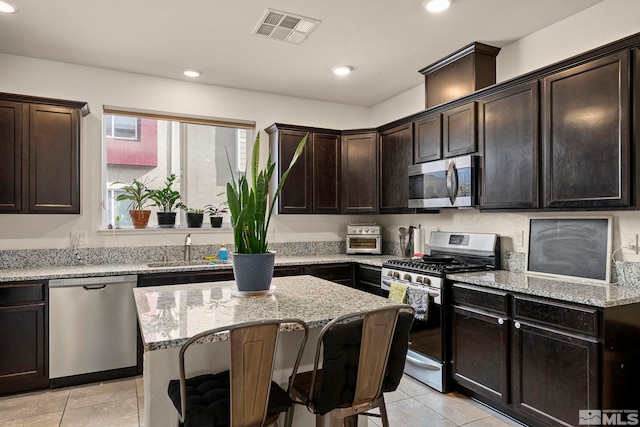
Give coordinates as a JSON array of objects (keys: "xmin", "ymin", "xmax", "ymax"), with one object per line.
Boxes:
[{"xmin": 408, "ymin": 155, "xmax": 477, "ymax": 208}]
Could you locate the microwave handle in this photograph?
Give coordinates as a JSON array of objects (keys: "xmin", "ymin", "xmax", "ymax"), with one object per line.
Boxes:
[{"xmin": 446, "ymin": 160, "xmax": 459, "ymax": 205}]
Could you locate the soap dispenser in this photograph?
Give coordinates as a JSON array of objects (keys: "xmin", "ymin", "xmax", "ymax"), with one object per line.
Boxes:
[{"xmin": 218, "ymin": 244, "xmax": 228, "ymax": 261}]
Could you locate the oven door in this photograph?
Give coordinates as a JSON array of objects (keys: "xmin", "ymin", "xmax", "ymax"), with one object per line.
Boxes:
[
  {"xmin": 407, "ymin": 286, "xmax": 442, "ymax": 362},
  {"xmin": 346, "ymin": 235, "xmax": 381, "ymax": 254}
]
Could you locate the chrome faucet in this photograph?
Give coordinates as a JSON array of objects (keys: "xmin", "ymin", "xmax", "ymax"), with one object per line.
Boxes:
[{"xmin": 184, "ymin": 233, "xmax": 192, "ymax": 261}]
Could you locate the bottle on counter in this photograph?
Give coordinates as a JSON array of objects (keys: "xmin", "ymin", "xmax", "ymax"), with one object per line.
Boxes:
[{"xmin": 218, "ymin": 245, "xmax": 228, "ymax": 261}]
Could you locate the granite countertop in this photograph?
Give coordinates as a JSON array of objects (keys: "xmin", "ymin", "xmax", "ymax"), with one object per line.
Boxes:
[
  {"xmin": 0, "ymin": 254, "xmax": 393, "ymax": 283},
  {"xmin": 134, "ymin": 275, "xmax": 396, "ymax": 352},
  {"xmin": 447, "ymin": 270, "xmax": 640, "ymax": 308}
]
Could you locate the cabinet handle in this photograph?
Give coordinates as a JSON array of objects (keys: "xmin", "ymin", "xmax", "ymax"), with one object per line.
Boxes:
[
  {"xmin": 497, "ymin": 318, "xmax": 504, "ymax": 325},
  {"xmin": 514, "ymin": 321, "xmax": 521, "ymax": 329}
]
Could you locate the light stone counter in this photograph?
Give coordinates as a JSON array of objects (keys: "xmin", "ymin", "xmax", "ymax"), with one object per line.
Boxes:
[
  {"xmin": 0, "ymin": 254, "xmax": 392, "ymax": 282},
  {"xmin": 134, "ymin": 275, "xmax": 396, "ymax": 427},
  {"xmin": 447, "ymin": 270, "xmax": 640, "ymax": 307}
]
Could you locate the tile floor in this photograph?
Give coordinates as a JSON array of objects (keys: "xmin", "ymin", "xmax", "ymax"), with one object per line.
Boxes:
[{"xmin": 0, "ymin": 375, "xmax": 523, "ymax": 426}]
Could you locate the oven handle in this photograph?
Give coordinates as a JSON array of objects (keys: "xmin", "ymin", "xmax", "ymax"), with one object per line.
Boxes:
[
  {"xmin": 406, "ymin": 355, "xmax": 440, "ymax": 371},
  {"xmin": 381, "ymin": 279, "xmax": 440, "ymax": 297}
]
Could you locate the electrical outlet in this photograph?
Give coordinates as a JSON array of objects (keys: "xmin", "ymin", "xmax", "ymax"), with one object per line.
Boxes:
[
  {"xmin": 70, "ymin": 231, "xmax": 87, "ymax": 246},
  {"xmin": 513, "ymin": 230, "xmax": 524, "ymax": 247},
  {"xmin": 622, "ymin": 233, "xmax": 638, "ymax": 254}
]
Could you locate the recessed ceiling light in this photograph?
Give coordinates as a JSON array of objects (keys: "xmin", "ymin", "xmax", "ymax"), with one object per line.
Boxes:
[
  {"xmin": 182, "ymin": 69, "xmax": 202, "ymax": 78},
  {"xmin": 424, "ymin": 0, "xmax": 452, "ymax": 13},
  {"xmin": 332, "ymin": 65, "xmax": 353, "ymax": 76},
  {"xmin": 0, "ymin": 0, "xmax": 18, "ymax": 14}
]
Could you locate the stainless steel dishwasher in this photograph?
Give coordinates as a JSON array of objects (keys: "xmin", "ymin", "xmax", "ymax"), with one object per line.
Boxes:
[{"xmin": 49, "ymin": 275, "xmax": 138, "ymax": 379}]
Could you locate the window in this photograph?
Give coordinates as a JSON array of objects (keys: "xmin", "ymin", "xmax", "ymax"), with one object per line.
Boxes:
[
  {"xmin": 103, "ymin": 108, "xmax": 254, "ymax": 229},
  {"xmin": 105, "ymin": 115, "xmax": 140, "ymax": 140}
]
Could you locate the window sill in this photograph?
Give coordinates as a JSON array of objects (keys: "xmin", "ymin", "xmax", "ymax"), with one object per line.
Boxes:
[{"xmin": 98, "ymin": 225, "xmax": 233, "ymax": 236}]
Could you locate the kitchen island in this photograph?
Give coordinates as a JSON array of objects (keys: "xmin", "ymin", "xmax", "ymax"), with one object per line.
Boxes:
[{"xmin": 134, "ymin": 275, "xmax": 396, "ymax": 427}]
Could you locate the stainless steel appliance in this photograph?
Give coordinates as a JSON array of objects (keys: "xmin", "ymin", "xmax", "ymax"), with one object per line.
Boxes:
[
  {"xmin": 346, "ymin": 223, "xmax": 382, "ymax": 254},
  {"xmin": 408, "ymin": 155, "xmax": 478, "ymax": 208},
  {"xmin": 49, "ymin": 275, "xmax": 138, "ymax": 382},
  {"xmin": 381, "ymin": 231, "xmax": 499, "ymax": 392}
]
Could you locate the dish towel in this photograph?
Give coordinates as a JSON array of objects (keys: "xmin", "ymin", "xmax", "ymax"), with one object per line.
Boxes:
[
  {"xmin": 406, "ymin": 287, "xmax": 429, "ymax": 321},
  {"xmin": 388, "ymin": 282, "xmax": 408, "ymax": 303}
]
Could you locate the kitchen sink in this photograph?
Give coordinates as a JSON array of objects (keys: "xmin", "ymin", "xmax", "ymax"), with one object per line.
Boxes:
[{"xmin": 146, "ymin": 260, "xmax": 218, "ymax": 268}]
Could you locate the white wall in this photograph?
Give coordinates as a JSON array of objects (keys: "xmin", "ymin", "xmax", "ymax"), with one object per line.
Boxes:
[
  {"xmin": 2, "ymin": 0, "xmax": 640, "ymax": 262},
  {"xmin": 0, "ymin": 53, "xmax": 371, "ymax": 250}
]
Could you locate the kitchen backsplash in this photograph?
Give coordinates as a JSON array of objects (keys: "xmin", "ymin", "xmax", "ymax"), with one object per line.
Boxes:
[{"xmin": 1, "ymin": 241, "xmax": 638, "ymax": 288}]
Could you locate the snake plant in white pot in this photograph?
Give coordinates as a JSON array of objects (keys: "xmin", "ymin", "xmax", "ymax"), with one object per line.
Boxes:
[{"xmin": 226, "ymin": 131, "xmax": 307, "ymax": 292}]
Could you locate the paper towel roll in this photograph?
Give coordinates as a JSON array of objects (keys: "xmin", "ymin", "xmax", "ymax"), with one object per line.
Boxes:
[{"xmin": 413, "ymin": 228, "xmax": 425, "ymax": 256}]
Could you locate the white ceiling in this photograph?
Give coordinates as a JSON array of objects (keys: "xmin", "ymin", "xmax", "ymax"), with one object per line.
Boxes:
[{"xmin": 0, "ymin": 0, "xmax": 603, "ymax": 107}]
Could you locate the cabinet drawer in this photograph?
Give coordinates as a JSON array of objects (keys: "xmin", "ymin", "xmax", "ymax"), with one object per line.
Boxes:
[
  {"xmin": 0, "ymin": 282, "xmax": 45, "ymax": 306},
  {"xmin": 452, "ymin": 283, "xmax": 508, "ymax": 315},
  {"xmin": 358, "ymin": 265, "xmax": 381, "ymax": 285},
  {"xmin": 513, "ymin": 296, "xmax": 599, "ymax": 337},
  {"xmin": 304, "ymin": 263, "xmax": 352, "ymax": 281}
]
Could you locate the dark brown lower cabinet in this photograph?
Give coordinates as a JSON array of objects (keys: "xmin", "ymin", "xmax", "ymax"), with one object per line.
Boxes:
[
  {"xmin": 355, "ymin": 264, "xmax": 384, "ymax": 296},
  {"xmin": 512, "ymin": 320, "xmax": 598, "ymax": 426},
  {"xmin": 304, "ymin": 263, "xmax": 353, "ymax": 287},
  {"xmin": 451, "ymin": 284, "xmax": 509, "ymax": 405},
  {"xmin": 0, "ymin": 281, "xmax": 48, "ymax": 395},
  {"xmin": 451, "ymin": 282, "xmax": 640, "ymax": 427}
]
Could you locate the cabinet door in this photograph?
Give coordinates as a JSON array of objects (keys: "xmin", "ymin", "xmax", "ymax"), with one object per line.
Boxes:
[
  {"xmin": 479, "ymin": 82, "xmax": 540, "ymax": 209},
  {"xmin": 542, "ymin": 50, "xmax": 630, "ymax": 208},
  {"xmin": 28, "ymin": 104, "xmax": 80, "ymax": 213},
  {"xmin": 379, "ymin": 123, "xmax": 413, "ymax": 213},
  {"xmin": 355, "ymin": 264, "xmax": 383, "ymax": 296},
  {"xmin": 341, "ymin": 132, "xmax": 378, "ymax": 213},
  {"xmin": 304, "ymin": 263, "xmax": 353, "ymax": 287},
  {"xmin": 443, "ymin": 102, "xmax": 477, "ymax": 158},
  {"xmin": 312, "ymin": 133, "xmax": 341, "ymax": 213},
  {"xmin": 277, "ymin": 129, "xmax": 312, "ymax": 214},
  {"xmin": 0, "ymin": 101, "xmax": 24, "ymax": 212},
  {"xmin": 413, "ymin": 114, "xmax": 441, "ymax": 163},
  {"xmin": 0, "ymin": 282, "xmax": 48, "ymax": 394},
  {"xmin": 451, "ymin": 306, "xmax": 509, "ymax": 404},
  {"xmin": 512, "ymin": 321, "xmax": 598, "ymax": 427}
]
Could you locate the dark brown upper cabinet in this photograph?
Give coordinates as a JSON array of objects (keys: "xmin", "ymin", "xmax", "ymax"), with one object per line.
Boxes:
[
  {"xmin": 479, "ymin": 82, "xmax": 540, "ymax": 210},
  {"xmin": 379, "ymin": 123, "xmax": 413, "ymax": 213},
  {"xmin": 413, "ymin": 114, "xmax": 442, "ymax": 163},
  {"xmin": 419, "ymin": 42, "xmax": 501, "ymax": 109},
  {"xmin": 443, "ymin": 101, "xmax": 477, "ymax": 158},
  {"xmin": 267, "ymin": 124, "xmax": 341, "ymax": 214},
  {"xmin": 0, "ymin": 92, "xmax": 87, "ymax": 214},
  {"xmin": 341, "ymin": 131, "xmax": 378, "ymax": 213},
  {"xmin": 542, "ymin": 50, "xmax": 631, "ymax": 209}
]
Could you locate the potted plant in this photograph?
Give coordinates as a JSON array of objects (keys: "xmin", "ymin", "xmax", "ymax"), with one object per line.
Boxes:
[
  {"xmin": 226, "ymin": 131, "xmax": 307, "ymax": 292},
  {"xmin": 204, "ymin": 200, "xmax": 228, "ymax": 228},
  {"xmin": 113, "ymin": 178, "xmax": 153, "ymax": 229},
  {"xmin": 185, "ymin": 208, "xmax": 204, "ymax": 228},
  {"xmin": 150, "ymin": 174, "xmax": 185, "ymax": 227}
]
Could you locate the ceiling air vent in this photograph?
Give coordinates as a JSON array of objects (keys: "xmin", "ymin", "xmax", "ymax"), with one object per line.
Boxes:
[{"xmin": 253, "ymin": 9, "xmax": 321, "ymax": 45}]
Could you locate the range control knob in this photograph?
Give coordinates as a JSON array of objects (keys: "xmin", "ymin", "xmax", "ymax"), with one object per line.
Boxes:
[
  {"xmin": 393, "ymin": 272, "xmax": 400, "ymax": 279},
  {"xmin": 423, "ymin": 276, "xmax": 431, "ymax": 285},
  {"xmin": 364, "ymin": 228, "xmax": 369, "ymax": 232},
  {"xmin": 403, "ymin": 274, "xmax": 412, "ymax": 281},
  {"xmin": 416, "ymin": 276, "xmax": 423, "ymax": 283}
]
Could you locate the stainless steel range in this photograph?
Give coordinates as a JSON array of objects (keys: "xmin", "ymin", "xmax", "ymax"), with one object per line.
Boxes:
[{"xmin": 381, "ymin": 231, "xmax": 500, "ymax": 392}]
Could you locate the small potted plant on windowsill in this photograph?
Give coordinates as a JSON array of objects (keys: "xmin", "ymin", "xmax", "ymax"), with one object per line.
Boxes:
[
  {"xmin": 204, "ymin": 201, "xmax": 228, "ymax": 228},
  {"xmin": 113, "ymin": 178, "xmax": 153, "ymax": 229},
  {"xmin": 185, "ymin": 208, "xmax": 204, "ymax": 228},
  {"xmin": 150, "ymin": 174, "xmax": 185, "ymax": 227}
]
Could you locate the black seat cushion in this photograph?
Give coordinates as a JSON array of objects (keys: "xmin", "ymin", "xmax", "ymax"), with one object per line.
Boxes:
[
  {"xmin": 167, "ymin": 370, "xmax": 291, "ymax": 427},
  {"xmin": 312, "ymin": 311, "xmax": 413, "ymax": 415}
]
